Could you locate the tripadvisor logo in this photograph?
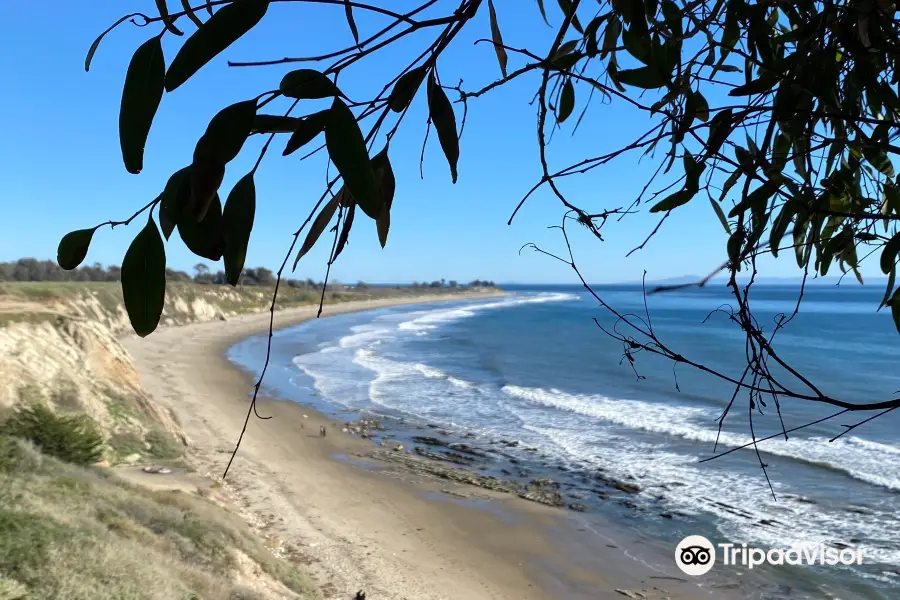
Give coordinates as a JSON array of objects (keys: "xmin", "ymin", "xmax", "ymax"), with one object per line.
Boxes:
[
  {"xmin": 675, "ymin": 535, "xmax": 716, "ymax": 576},
  {"xmin": 675, "ymin": 535, "xmax": 865, "ymax": 576}
]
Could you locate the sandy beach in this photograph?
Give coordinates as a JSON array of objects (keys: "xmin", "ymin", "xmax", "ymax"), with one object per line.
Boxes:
[{"xmin": 123, "ymin": 292, "xmax": 723, "ymax": 600}]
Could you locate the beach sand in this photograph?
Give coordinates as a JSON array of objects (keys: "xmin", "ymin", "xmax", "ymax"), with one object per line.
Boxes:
[{"xmin": 123, "ymin": 292, "xmax": 723, "ymax": 600}]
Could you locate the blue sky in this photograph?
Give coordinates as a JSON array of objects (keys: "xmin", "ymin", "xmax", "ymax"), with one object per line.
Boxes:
[{"xmin": 0, "ymin": 1, "xmax": 853, "ymax": 284}]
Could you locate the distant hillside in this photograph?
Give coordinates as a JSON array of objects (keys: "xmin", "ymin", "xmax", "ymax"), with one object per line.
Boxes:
[
  {"xmin": 0, "ymin": 258, "xmax": 496, "ymax": 291},
  {"xmin": 634, "ymin": 274, "xmax": 889, "ymax": 287}
]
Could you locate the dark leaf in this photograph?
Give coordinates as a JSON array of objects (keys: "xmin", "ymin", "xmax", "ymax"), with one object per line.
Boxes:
[
  {"xmin": 612, "ymin": 0, "xmax": 635, "ymax": 24},
  {"xmin": 794, "ymin": 213, "xmax": 814, "ymax": 268},
  {"xmin": 628, "ymin": 0, "xmax": 648, "ymax": 36},
  {"xmin": 119, "ymin": 37, "xmax": 165, "ymax": 174},
  {"xmin": 377, "ymin": 203, "xmax": 391, "ymax": 248},
  {"xmin": 388, "ymin": 66, "xmax": 428, "ymax": 113},
  {"xmin": 155, "ymin": 0, "xmax": 184, "ymax": 35},
  {"xmin": 158, "ymin": 166, "xmax": 193, "ymax": 239},
  {"xmin": 706, "ymin": 108, "xmax": 733, "ymax": 157},
  {"xmin": 892, "ymin": 288, "xmax": 900, "ymax": 335},
  {"xmin": 427, "ymin": 73, "xmax": 460, "ymax": 184},
  {"xmin": 371, "ymin": 146, "xmax": 396, "ymax": 213},
  {"xmin": 536, "ymin": 0, "xmax": 551, "ymax": 26},
  {"xmin": 488, "ymin": 0, "xmax": 508, "ymax": 78},
  {"xmin": 86, "ymin": 13, "xmax": 139, "ymax": 72},
  {"xmin": 222, "ymin": 172, "xmax": 256, "ymax": 286},
  {"xmin": 685, "ymin": 150, "xmax": 702, "ymax": 182},
  {"xmin": 294, "ymin": 197, "xmax": 339, "ymax": 269},
  {"xmin": 601, "ymin": 17, "xmax": 621, "ymax": 58},
  {"xmin": 181, "ymin": 0, "xmax": 205, "ymax": 27},
  {"xmin": 558, "ymin": 79, "xmax": 575, "ymax": 123},
  {"xmin": 863, "ymin": 146, "xmax": 895, "ymax": 178},
  {"xmin": 557, "ymin": 0, "xmax": 583, "ymax": 32},
  {"xmin": 584, "ymin": 16, "xmax": 603, "ymax": 56},
  {"xmin": 279, "ymin": 69, "xmax": 344, "ymax": 99},
  {"xmin": 727, "ymin": 180, "xmax": 775, "ymax": 218},
  {"xmin": 121, "ymin": 218, "xmax": 167, "ymax": 337},
  {"xmin": 734, "ymin": 146, "xmax": 754, "ymax": 172},
  {"xmin": 879, "ymin": 268, "xmax": 895, "ymax": 310},
  {"xmin": 57, "ymin": 229, "xmax": 95, "ymax": 270},
  {"xmin": 728, "ymin": 73, "xmax": 778, "ymax": 97},
  {"xmin": 165, "ymin": 0, "xmax": 270, "ymax": 92},
  {"xmin": 661, "ymin": 0, "xmax": 682, "ymax": 37},
  {"xmin": 650, "ymin": 189, "xmax": 694, "ymax": 212},
  {"xmin": 769, "ymin": 202, "xmax": 796, "ymax": 257},
  {"xmin": 693, "ymin": 90, "xmax": 709, "ymax": 121},
  {"xmin": 343, "ymin": 0, "xmax": 360, "ymax": 46},
  {"xmin": 677, "ymin": 92, "xmax": 697, "ymax": 141},
  {"xmin": 727, "ymin": 228, "xmax": 745, "ymax": 266},
  {"xmin": 885, "ymin": 182, "xmax": 900, "ymax": 215},
  {"xmin": 371, "ymin": 146, "xmax": 395, "ymax": 246},
  {"xmin": 606, "ymin": 61, "xmax": 626, "ymax": 93},
  {"xmin": 283, "ymin": 110, "xmax": 329, "ymax": 156},
  {"xmin": 721, "ymin": 1, "xmax": 740, "ymax": 53},
  {"xmin": 549, "ymin": 50, "xmax": 583, "ymax": 71},
  {"xmin": 615, "ymin": 66, "xmax": 668, "ymax": 89},
  {"xmin": 252, "ymin": 114, "xmax": 302, "ymax": 134},
  {"xmin": 332, "ymin": 202, "xmax": 355, "ymax": 262},
  {"xmin": 194, "ymin": 100, "xmax": 257, "ymax": 165},
  {"xmin": 792, "ymin": 137, "xmax": 809, "ymax": 180},
  {"xmin": 336, "ymin": 186, "xmax": 352, "ymax": 208},
  {"xmin": 622, "ymin": 26, "xmax": 650, "ymax": 64},
  {"xmin": 881, "ymin": 232, "xmax": 900, "ymax": 274},
  {"xmin": 709, "ymin": 197, "xmax": 731, "ymax": 234},
  {"xmin": 178, "ymin": 194, "xmax": 225, "ymax": 260},
  {"xmin": 325, "ymin": 98, "xmax": 380, "ymax": 218},
  {"xmin": 188, "ymin": 161, "xmax": 225, "ymax": 222},
  {"xmin": 557, "ymin": 39, "xmax": 579, "ymax": 55},
  {"xmin": 772, "ymin": 132, "xmax": 791, "ymax": 169},
  {"xmin": 719, "ymin": 170, "xmax": 741, "ymax": 201}
]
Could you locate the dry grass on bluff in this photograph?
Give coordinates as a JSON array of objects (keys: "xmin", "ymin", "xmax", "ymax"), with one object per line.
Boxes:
[{"xmin": 0, "ymin": 437, "xmax": 319, "ymax": 600}]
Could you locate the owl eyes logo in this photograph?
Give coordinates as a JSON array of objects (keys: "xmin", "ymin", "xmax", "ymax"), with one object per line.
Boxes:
[
  {"xmin": 680, "ymin": 545, "xmax": 712, "ymax": 565},
  {"xmin": 675, "ymin": 536, "xmax": 716, "ymax": 575}
]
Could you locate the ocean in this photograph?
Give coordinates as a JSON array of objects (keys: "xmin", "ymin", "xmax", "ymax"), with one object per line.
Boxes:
[{"xmin": 228, "ymin": 284, "xmax": 900, "ymax": 599}]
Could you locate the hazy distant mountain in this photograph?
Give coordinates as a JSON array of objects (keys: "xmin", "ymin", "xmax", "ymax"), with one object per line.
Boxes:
[{"xmin": 637, "ymin": 274, "xmax": 889, "ymax": 287}]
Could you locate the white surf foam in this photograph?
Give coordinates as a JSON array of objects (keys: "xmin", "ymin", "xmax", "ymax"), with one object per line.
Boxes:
[
  {"xmin": 502, "ymin": 385, "xmax": 900, "ymax": 492},
  {"xmin": 397, "ymin": 292, "xmax": 579, "ymax": 333},
  {"xmin": 522, "ymin": 423, "xmax": 900, "ymax": 566}
]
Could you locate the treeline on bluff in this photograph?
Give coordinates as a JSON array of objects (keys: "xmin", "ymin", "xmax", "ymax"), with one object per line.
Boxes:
[{"xmin": 0, "ymin": 258, "xmax": 496, "ymax": 289}]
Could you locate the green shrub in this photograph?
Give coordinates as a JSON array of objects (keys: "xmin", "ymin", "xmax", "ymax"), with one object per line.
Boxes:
[
  {"xmin": 0, "ymin": 436, "xmax": 22, "ymax": 472},
  {"xmin": 1, "ymin": 404, "xmax": 103, "ymax": 466},
  {"xmin": 108, "ymin": 430, "xmax": 144, "ymax": 457},
  {"xmin": 145, "ymin": 428, "xmax": 182, "ymax": 460}
]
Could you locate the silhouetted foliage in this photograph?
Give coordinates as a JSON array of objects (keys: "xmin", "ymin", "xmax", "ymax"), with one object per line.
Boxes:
[{"xmin": 64, "ymin": 0, "xmax": 900, "ymax": 480}]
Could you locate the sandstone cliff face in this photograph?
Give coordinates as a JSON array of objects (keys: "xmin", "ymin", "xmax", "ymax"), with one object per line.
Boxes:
[
  {"xmin": 0, "ymin": 281, "xmax": 476, "ymax": 462},
  {"xmin": 0, "ymin": 283, "xmax": 287, "ymax": 463}
]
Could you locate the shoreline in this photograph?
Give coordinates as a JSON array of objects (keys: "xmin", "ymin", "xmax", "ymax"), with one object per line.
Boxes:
[{"xmin": 123, "ymin": 292, "xmax": 729, "ymax": 600}]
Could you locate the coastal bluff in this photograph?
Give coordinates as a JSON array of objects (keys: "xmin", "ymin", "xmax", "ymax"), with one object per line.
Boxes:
[{"xmin": 0, "ymin": 281, "xmax": 490, "ymax": 464}]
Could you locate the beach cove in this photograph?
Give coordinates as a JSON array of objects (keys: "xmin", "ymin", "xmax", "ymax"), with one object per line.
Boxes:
[{"xmin": 123, "ymin": 291, "xmax": 741, "ymax": 600}]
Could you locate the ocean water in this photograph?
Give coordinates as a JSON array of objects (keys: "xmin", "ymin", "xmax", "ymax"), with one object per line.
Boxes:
[{"xmin": 228, "ymin": 284, "xmax": 900, "ymax": 598}]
